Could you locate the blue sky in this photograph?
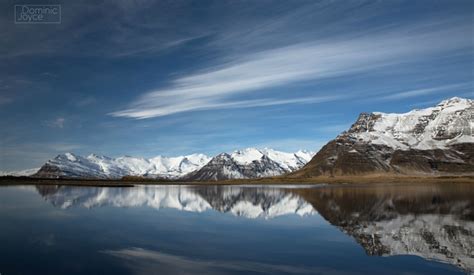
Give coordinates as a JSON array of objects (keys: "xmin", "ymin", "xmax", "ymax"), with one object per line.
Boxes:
[{"xmin": 0, "ymin": 0, "xmax": 473, "ymax": 170}]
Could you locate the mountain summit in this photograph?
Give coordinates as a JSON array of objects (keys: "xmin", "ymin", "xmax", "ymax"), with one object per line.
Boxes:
[{"xmin": 293, "ymin": 97, "xmax": 473, "ymax": 177}]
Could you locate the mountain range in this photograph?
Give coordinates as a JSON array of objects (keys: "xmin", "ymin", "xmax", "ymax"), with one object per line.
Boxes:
[
  {"xmin": 3, "ymin": 97, "xmax": 473, "ymax": 180},
  {"xmin": 184, "ymin": 148, "xmax": 313, "ymax": 180},
  {"xmin": 32, "ymin": 152, "xmax": 210, "ymax": 179},
  {"xmin": 32, "ymin": 148, "xmax": 314, "ymax": 180}
]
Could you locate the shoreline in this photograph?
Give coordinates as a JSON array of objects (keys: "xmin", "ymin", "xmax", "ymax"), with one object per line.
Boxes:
[{"xmin": 1, "ymin": 175, "xmax": 473, "ymax": 187}]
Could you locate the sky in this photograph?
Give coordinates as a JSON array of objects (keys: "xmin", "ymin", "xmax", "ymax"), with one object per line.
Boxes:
[{"xmin": 0, "ymin": 0, "xmax": 473, "ymax": 171}]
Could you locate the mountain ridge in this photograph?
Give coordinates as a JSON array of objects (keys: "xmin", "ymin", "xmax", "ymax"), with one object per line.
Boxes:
[
  {"xmin": 32, "ymin": 148, "xmax": 314, "ymax": 180},
  {"xmin": 33, "ymin": 152, "xmax": 211, "ymax": 179}
]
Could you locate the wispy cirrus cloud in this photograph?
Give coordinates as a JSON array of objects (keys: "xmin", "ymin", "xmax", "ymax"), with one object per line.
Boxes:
[
  {"xmin": 113, "ymin": 95, "xmax": 341, "ymax": 120},
  {"xmin": 0, "ymin": 96, "xmax": 12, "ymax": 105},
  {"xmin": 378, "ymin": 83, "xmax": 471, "ymax": 101},
  {"xmin": 110, "ymin": 19, "xmax": 471, "ymax": 119},
  {"xmin": 74, "ymin": 96, "xmax": 97, "ymax": 107},
  {"xmin": 0, "ymin": 142, "xmax": 84, "ymax": 170},
  {"xmin": 44, "ymin": 117, "xmax": 66, "ymax": 129},
  {"xmin": 0, "ymin": 0, "xmax": 206, "ymax": 58}
]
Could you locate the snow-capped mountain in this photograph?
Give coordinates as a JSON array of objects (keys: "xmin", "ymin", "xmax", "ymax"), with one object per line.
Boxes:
[
  {"xmin": 294, "ymin": 97, "xmax": 474, "ymax": 177},
  {"xmin": 33, "ymin": 148, "xmax": 313, "ymax": 180},
  {"xmin": 0, "ymin": 168, "xmax": 39, "ymax": 177},
  {"xmin": 34, "ymin": 152, "xmax": 210, "ymax": 179},
  {"xmin": 35, "ymin": 185, "xmax": 315, "ymax": 219},
  {"xmin": 185, "ymin": 148, "xmax": 314, "ymax": 180},
  {"xmin": 346, "ymin": 97, "xmax": 472, "ymax": 150}
]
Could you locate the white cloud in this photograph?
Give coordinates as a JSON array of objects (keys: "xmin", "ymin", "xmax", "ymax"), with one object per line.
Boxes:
[
  {"xmin": 0, "ymin": 96, "xmax": 12, "ymax": 105},
  {"xmin": 378, "ymin": 83, "xmax": 470, "ymax": 101},
  {"xmin": 45, "ymin": 117, "xmax": 66, "ymax": 128},
  {"xmin": 48, "ymin": 143, "xmax": 82, "ymax": 152},
  {"xmin": 111, "ymin": 19, "xmax": 471, "ymax": 119},
  {"xmin": 75, "ymin": 96, "xmax": 96, "ymax": 107}
]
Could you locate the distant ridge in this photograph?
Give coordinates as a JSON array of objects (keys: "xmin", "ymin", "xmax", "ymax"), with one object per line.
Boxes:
[
  {"xmin": 34, "ymin": 152, "xmax": 211, "ymax": 179},
  {"xmin": 0, "ymin": 168, "xmax": 40, "ymax": 177}
]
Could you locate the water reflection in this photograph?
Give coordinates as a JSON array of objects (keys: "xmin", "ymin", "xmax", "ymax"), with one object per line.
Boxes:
[
  {"xmin": 36, "ymin": 185, "xmax": 315, "ymax": 219},
  {"xmin": 293, "ymin": 184, "xmax": 474, "ymax": 273},
  {"xmin": 35, "ymin": 183, "xmax": 474, "ymax": 273}
]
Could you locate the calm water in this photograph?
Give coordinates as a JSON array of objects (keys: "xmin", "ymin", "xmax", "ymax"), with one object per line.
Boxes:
[{"xmin": 0, "ymin": 183, "xmax": 472, "ymax": 274}]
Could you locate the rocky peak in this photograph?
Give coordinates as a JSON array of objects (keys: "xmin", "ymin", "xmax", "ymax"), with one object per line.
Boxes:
[
  {"xmin": 54, "ymin": 152, "xmax": 80, "ymax": 162},
  {"xmin": 185, "ymin": 149, "xmax": 313, "ymax": 180},
  {"xmin": 437, "ymin": 97, "xmax": 471, "ymax": 108},
  {"xmin": 347, "ymin": 112, "xmax": 382, "ymax": 134},
  {"xmin": 88, "ymin": 154, "xmax": 112, "ymax": 160},
  {"xmin": 213, "ymin": 153, "xmax": 233, "ymax": 161}
]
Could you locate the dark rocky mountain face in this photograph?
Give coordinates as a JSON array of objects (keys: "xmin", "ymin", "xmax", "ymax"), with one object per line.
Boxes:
[
  {"xmin": 293, "ymin": 97, "xmax": 473, "ymax": 177},
  {"xmin": 185, "ymin": 153, "xmax": 287, "ymax": 180},
  {"xmin": 35, "ymin": 161, "xmax": 109, "ymax": 179},
  {"xmin": 184, "ymin": 153, "xmax": 242, "ymax": 180},
  {"xmin": 184, "ymin": 148, "xmax": 313, "ymax": 180},
  {"xmin": 35, "ymin": 163, "xmax": 66, "ymax": 179},
  {"xmin": 389, "ymin": 143, "xmax": 474, "ymax": 174},
  {"xmin": 292, "ymin": 139, "xmax": 394, "ymax": 177}
]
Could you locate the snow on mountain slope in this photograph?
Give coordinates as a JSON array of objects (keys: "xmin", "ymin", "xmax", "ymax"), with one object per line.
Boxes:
[
  {"xmin": 0, "ymin": 168, "xmax": 39, "ymax": 177},
  {"xmin": 149, "ymin": 154, "xmax": 210, "ymax": 177},
  {"xmin": 36, "ymin": 185, "xmax": 315, "ymax": 219},
  {"xmin": 352, "ymin": 97, "xmax": 473, "ymax": 150},
  {"xmin": 230, "ymin": 148, "xmax": 315, "ymax": 167},
  {"xmin": 261, "ymin": 148, "xmax": 313, "ymax": 171},
  {"xmin": 34, "ymin": 152, "xmax": 211, "ymax": 179},
  {"xmin": 45, "ymin": 153, "xmax": 109, "ymax": 179},
  {"xmin": 187, "ymin": 148, "xmax": 315, "ymax": 180}
]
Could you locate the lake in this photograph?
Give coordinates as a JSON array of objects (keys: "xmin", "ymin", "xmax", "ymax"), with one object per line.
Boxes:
[{"xmin": 0, "ymin": 183, "xmax": 472, "ymax": 274}]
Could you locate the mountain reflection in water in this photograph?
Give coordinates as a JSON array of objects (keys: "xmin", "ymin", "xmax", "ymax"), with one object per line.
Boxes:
[
  {"xmin": 293, "ymin": 184, "xmax": 474, "ymax": 273},
  {"xmin": 36, "ymin": 185, "xmax": 315, "ymax": 219},
  {"xmin": 36, "ymin": 183, "xmax": 474, "ymax": 273}
]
